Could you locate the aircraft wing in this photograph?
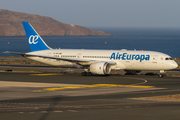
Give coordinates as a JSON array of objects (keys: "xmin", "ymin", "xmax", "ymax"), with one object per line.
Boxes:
[{"xmin": 4, "ymin": 51, "xmax": 116, "ymax": 65}]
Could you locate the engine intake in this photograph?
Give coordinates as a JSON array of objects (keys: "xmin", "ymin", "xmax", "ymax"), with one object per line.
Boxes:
[{"xmin": 90, "ymin": 62, "xmax": 111, "ymax": 75}]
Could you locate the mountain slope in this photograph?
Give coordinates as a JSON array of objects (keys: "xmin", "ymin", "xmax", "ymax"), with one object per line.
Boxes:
[{"xmin": 0, "ymin": 9, "xmax": 111, "ymax": 36}]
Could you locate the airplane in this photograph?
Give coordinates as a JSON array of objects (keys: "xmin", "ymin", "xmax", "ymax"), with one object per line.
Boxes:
[{"xmin": 4, "ymin": 21, "xmax": 178, "ymax": 77}]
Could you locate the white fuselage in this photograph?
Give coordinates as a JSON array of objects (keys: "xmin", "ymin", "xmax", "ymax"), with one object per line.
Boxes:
[{"xmin": 26, "ymin": 49, "xmax": 178, "ymax": 71}]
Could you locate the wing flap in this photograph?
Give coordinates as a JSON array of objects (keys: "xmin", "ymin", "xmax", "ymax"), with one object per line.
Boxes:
[
  {"xmin": 3, "ymin": 51, "xmax": 117, "ymax": 65},
  {"xmin": 4, "ymin": 51, "xmax": 92, "ymax": 63},
  {"xmin": 27, "ymin": 54, "xmax": 92, "ymax": 62}
]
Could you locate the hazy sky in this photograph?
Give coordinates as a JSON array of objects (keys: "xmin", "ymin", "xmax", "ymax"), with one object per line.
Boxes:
[{"xmin": 1, "ymin": 0, "xmax": 180, "ymax": 28}]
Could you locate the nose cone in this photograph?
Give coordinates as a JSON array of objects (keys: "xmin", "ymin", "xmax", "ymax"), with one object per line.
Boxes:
[{"xmin": 172, "ymin": 61, "xmax": 178, "ymax": 69}]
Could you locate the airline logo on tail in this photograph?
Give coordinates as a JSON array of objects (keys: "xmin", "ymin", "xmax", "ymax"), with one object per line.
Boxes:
[
  {"xmin": 29, "ymin": 35, "xmax": 39, "ymax": 44},
  {"xmin": 22, "ymin": 21, "xmax": 51, "ymax": 52}
]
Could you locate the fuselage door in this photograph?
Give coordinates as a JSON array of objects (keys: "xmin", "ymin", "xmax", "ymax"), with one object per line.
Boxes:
[
  {"xmin": 153, "ymin": 55, "xmax": 158, "ymax": 63},
  {"xmin": 131, "ymin": 60, "xmax": 136, "ymax": 69},
  {"xmin": 77, "ymin": 53, "xmax": 82, "ymax": 59}
]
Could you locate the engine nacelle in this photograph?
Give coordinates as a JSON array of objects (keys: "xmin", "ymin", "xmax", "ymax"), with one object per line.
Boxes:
[{"xmin": 89, "ymin": 62, "xmax": 111, "ymax": 75}]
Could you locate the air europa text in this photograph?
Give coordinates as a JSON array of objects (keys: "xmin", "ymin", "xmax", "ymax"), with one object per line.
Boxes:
[{"xmin": 110, "ymin": 53, "xmax": 150, "ymax": 62}]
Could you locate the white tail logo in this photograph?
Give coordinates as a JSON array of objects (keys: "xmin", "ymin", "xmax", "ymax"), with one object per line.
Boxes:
[{"xmin": 29, "ymin": 35, "xmax": 38, "ymax": 44}]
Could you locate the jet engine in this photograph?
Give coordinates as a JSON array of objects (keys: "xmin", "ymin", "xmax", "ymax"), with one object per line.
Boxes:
[{"xmin": 89, "ymin": 62, "xmax": 111, "ymax": 75}]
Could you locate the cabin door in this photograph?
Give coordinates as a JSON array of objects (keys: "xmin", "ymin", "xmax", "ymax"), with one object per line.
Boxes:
[
  {"xmin": 153, "ymin": 55, "xmax": 158, "ymax": 63},
  {"xmin": 77, "ymin": 53, "xmax": 82, "ymax": 59}
]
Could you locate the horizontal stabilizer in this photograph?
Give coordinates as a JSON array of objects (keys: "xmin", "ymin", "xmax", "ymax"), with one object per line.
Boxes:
[{"xmin": 3, "ymin": 51, "xmax": 26, "ymax": 56}]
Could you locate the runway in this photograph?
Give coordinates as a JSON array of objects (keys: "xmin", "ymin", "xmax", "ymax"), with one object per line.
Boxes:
[
  {"xmin": 0, "ymin": 68, "xmax": 180, "ymax": 120},
  {"xmin": 0, "ymin": 72, "xmax": 180, "ymax": 120}
]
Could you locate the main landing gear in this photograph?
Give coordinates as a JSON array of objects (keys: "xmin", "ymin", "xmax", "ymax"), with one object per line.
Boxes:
[
  {"xmin": 82, "ymin": 72, "xmax": 92, "ymax": 76},
  {"xmin": 158, "ymin": 70, "xmax": 165, "ymax": 78},
  {"xmin": 82, "ymin": 68, "xmax": 92, "ymax": 76}
]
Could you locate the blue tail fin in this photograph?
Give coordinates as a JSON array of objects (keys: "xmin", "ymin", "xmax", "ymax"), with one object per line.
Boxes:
[{"xmin": 22, "ymin": 21, "xmax": 51, "ymax": 52}]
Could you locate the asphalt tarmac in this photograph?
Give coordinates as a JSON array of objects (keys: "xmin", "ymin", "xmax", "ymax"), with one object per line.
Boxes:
[{"xmin": 0, "ymin": 65, "xmax": 180, "ymax": 120}]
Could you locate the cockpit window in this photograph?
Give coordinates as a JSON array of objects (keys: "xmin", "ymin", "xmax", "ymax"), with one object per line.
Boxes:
[{"xmin": 165, "ymin": 58, "xmax": 173, "ymax": 60}]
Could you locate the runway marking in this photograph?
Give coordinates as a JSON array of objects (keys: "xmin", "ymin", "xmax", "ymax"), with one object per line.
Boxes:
[
  {"xmin": 34, "ymin": 84, "xmax": 155, "ymax": 92},
  {"xmin": 128, "ymin": 77, "xmax": 148, "ymax": 85},
  {"xmin": 67, "ymin": 110, "xmax": 79, "ymax": 112},
  {"xmin": 112, "ymin": 76, "xmax": 148, "ymax": 85},
  {"xmin": 30, "ymin": 73, "xmax": 63, "ymax": 76}
]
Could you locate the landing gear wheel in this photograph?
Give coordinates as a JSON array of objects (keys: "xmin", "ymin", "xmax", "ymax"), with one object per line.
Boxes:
[
  {"xmin": 82, "ymin": 72, "xmax": 87, "ymax": 76},
  {"xmin": 159, "ymin": 70, "xmax": 165, "ymax": 78},
  {"xmin": 86, "ymin": 72, "xmax": 92, "ymax": 76},
  {"xmin": 158, "ymin": 74, "xmax": 164, "ymax": 78},
  {"xmin": 81, "ymin": 72, "xmax": 92, "ymax": 76}
]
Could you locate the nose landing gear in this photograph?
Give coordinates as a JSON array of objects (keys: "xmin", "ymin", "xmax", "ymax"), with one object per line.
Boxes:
[{"xmin": 159, "ymin": 70, "xmax": 165, "ymax": 78}]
